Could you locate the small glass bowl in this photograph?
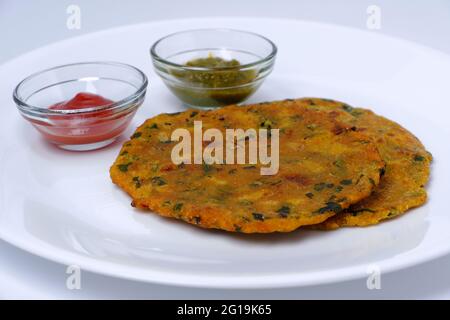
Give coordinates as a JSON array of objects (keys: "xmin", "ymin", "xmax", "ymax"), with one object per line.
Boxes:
[
  {"xmin": 13, "ymin": 61, "xmax": 148, "ymax": 151},
  {"xmin": 150, "ymin": 29, "xmax": 277, "ymax": 109}
]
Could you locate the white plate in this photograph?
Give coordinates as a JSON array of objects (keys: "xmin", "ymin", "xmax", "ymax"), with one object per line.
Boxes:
[{"xmin": 1, "ymin": 18, "xmax": 449, "ymax": 289}]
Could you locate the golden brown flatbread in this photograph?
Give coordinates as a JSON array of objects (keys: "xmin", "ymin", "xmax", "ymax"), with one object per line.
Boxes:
[
  {"xmin": 296, "ymin": 98, "xmax": 432, "ymax": 229},
  {"xmin": 110, "ymin": 100, "xmax": 385, "ymax": 233}
]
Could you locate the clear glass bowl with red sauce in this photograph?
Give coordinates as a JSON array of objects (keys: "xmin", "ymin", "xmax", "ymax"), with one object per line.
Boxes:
[{"xmin": 13, "ymin": 61, "xmax": 148, "ymax": 151}]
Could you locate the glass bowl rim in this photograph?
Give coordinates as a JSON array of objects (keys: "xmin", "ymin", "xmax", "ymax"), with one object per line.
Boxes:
[
  {"xmin": 150, "ymin": 28, "xmax": 278, "ymax": 71},
  {"xmin": 13, "ymin": 61, "xmax": 148, "ymax": 115}
]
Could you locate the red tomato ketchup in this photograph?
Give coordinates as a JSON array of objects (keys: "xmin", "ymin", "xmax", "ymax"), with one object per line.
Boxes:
[
  {"xmin": 31, "ymin": 92, "xmax": 136, "ymax": 148},
  {"xmin": 49, "ymin": 92, "xmax": 114, "ymax": 111}
]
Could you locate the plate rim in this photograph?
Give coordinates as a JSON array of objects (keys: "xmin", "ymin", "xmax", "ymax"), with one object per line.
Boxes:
[
  {"xmin": 0, "ymin": 16, "xmax": 449, "ymax": 289},
  {"xmin": 2, "ymin": 16, "xmax": 450, "ymax": 69}
]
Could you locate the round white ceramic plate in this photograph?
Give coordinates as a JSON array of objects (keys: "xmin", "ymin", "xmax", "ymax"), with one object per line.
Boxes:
[{"xmin": 0, "ymin": 18, "xmax": 449, "ymax": 289}]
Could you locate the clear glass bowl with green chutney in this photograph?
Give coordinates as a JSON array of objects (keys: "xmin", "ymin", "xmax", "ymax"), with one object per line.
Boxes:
[{"xmin": 150, "ymin": 29, "xmax": 277, "ymax": 109}]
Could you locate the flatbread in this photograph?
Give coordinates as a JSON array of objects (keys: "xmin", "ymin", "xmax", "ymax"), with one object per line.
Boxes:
[
  {"xmin": 110, "ymin": 100, "xmax": 385, "ymax": 233},
  {"xmin": 296, "ymin": 98, "xmax": 432, "ymax": 229}
]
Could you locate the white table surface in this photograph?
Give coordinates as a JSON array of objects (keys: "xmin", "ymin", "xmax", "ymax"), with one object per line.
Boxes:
[{"xmin": 1, "ymin": 0, "xmax": 450, "ymax": 299}]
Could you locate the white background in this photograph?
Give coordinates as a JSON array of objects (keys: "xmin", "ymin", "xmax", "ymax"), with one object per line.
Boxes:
[{"xmin": 1, "ymin": 0, "xmax": 450, "ymax": 299}]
